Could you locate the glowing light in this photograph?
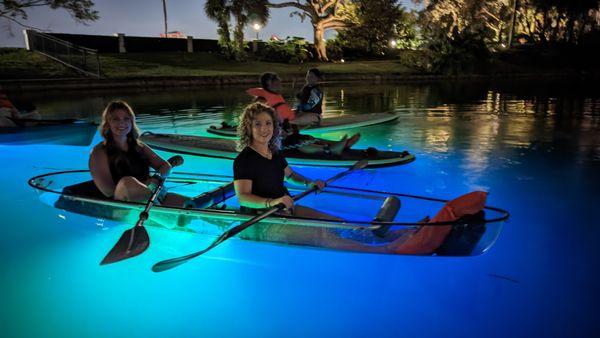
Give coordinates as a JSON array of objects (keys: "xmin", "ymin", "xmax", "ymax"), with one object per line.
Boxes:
[
  {"xmin": 253, "ymin": 23, "xmax": 261, "ymax": 31},
  {"xmin": 390, "ymin": 40, "xmax": 397, "ymax": 48},
  {"xmin": 340, "ymin": 58, "xmax": 345, "ymax": 63}
]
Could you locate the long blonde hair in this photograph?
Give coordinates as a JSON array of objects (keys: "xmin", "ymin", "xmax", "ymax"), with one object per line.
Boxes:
[
  {"xmin": 236, "ymin": 102, "xmax": 281, "ymax": 152},
  {"xmin": 99, "ymin": 100, "xmax": 142, "ymax": 148}
]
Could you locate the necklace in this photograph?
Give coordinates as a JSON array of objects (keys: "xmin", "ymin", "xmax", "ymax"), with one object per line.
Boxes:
[{"xmin": 250, "ymin": 145, "xmax": 272, "ymax": 159}]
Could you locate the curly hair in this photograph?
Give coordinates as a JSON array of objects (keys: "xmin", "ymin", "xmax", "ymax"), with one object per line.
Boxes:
[
  {"xmin": 236, "ymin": 102, "xmax": 281, "ymax": 152},
  {"xmin": 99, "ymin": 100, "xmax": 142, "ymax": 148}
]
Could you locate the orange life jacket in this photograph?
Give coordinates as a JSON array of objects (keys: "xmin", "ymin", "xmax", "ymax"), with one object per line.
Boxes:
[
  {"xmin": 393, "ymin": 191, "xmax": 488, "ymax": 254},
  {"xmin": 246, "ymin": 87, "xmax": 296, "ymax": 121},
  {"xmin": 0, "ymin": 91, "xmax": 17, "ymax": 110}
]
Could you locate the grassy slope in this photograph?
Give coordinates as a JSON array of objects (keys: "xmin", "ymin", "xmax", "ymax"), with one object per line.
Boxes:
[{"xmin": 0, "ymin": 48, "xmax": 416, "ymax": 79}]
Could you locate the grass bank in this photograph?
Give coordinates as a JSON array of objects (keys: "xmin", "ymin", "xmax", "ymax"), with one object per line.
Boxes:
[{"xmin": 0, "ymin": 48, "xmax": 417, "ymax": 79}]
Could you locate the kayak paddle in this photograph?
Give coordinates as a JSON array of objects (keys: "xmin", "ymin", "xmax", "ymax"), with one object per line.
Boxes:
[
  {"xmin": 100, "ymin": 155, "xmax": 184, "ymax": 265},
  {"xmin": 152, "ymin": 159, "xmax": 368, "ymax": 273}
]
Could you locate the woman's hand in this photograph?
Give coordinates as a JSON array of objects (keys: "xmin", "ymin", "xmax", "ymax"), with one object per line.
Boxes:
[
  {"xmin": 312, "ymin": 179, "xmax": 325, "ymax": 190},
  {"xmin": 272, "ymin": 195, "xmax": 294, "ymax": 210}
]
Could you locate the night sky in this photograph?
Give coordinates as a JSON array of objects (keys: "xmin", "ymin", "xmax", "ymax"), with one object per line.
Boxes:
[{"xmin": 0, "ymin": 0, "xmax": 416, "ymax": 48}]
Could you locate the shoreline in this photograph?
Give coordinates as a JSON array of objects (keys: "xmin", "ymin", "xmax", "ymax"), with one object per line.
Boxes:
[{"xmin": 1, "ymin": 70, "xmax": 595, "ymax": 93}]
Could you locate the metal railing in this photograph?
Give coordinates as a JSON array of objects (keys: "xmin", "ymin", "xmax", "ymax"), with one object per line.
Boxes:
[{"xmin": 23, "ymin": 29, "xmax": 101, "ymax": 78}]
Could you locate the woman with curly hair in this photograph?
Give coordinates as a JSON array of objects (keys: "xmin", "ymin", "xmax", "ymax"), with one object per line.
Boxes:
[
  {"xmin": 232, "ymin": 102, "xmax": 420, "ymax": 252},
  {"xmin": 234, "ymin": 102, "xmax": 331, "ymax": 218},
  {"xmin": 89, "ymin": 100, "xmax": 186, "ymax": 206}
]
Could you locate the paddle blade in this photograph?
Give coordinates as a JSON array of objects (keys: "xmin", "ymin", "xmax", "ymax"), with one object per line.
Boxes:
[{"xmin": 100, "ymin": 226, "xmax": 150, "ymax": 265}]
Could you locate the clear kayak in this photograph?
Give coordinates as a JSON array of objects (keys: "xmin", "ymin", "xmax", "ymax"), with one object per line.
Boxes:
[
  {"xmin": 28, "ymin": 170, "xmax": 509, "ymax": 256},
  {"xmin": 206, "ymin": 111, "xmax": 401, "ymax": 138}
]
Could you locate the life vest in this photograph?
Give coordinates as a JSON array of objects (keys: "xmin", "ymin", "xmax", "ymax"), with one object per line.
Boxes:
[
  {"xmin": 393, "ymin": 191, "xmax": 488, "ymax": 254},
  {"xmin": 0, "ymin": 91, "xmax": 17, "ymax": 110},
  {"xmin": 246, "ymin": 87, "xmax": 296, "ymax": 121}
]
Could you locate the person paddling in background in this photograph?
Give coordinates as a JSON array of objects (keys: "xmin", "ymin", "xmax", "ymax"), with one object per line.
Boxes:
[
  {"xmin": 295, "ymin": 68, "xmax": 326, "ymax": 125},
  {"xmin": 232, "ymin": 102, "xmax": 420, "ymax": 252},
  {"xmin": 0, "ymin": 89, "xmax": 41, "ymax": 127},
  {"xmin": 247, "ymin": 72, "xmax": 360, "ymax": 155},
  {"xmin": 89, "ymin": 100, "xmax": 186, "ymax": 206}
]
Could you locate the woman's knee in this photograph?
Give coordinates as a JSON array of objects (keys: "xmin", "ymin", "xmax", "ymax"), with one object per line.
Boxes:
[{"xmin": 114, "ymin": 176, "xmax": 145, "ymax": 201}]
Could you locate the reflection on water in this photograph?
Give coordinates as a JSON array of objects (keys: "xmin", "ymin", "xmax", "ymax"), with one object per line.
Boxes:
[{"xmin": 3, "ymin": 80, "xmax": 600, "ymax": 338}]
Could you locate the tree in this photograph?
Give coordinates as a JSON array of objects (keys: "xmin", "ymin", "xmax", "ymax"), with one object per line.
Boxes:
[
  {"xmin": 1, "ymin": 0, "xmax": 98, "ymax": 30},
  {"xmin": 336, "ymin": 0, "xmax": 418, "ymax": 55},
  {"xmin": 205, "ymin": 0, "xmax": 233, "ymax": 57},
  {"xmin": 162, "ymin": 0, "xmax": 168, "ymax": 37},
  {"xmin": 230, "ymin": 0, "xmax": 269, "ymax": 60},
  {"xmin": 268, "ymin": 1, "xmax": 355, "ymax": 61},
  {"xmin": 415, "ymin": 0, "xmax": 512, "ymax": 45}
]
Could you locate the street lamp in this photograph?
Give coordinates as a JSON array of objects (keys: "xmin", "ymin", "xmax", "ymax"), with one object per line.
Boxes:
[
  {"xmin": 253, "ymin": 23, "xmax": 261, "ymax": 40},
  {"xmin": 390, "ymin": 39, "xmax": 397, "ymax": 48}
]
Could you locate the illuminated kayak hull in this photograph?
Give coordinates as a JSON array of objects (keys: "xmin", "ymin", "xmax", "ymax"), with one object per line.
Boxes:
[{"xmin": 28, "ymin": 170, "xmax": 508, "ymax": 256}]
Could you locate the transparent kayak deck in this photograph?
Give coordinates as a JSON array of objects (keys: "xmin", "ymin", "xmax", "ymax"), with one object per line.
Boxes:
[{"xmin": 29, "ymin": 170, "xmax": 509, "ymax": 256}]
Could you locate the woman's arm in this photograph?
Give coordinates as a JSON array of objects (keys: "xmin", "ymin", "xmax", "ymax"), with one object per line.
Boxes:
[
  {"xmin": 141, "ymin": 143, "xmax": 171, "ymax": 177},
  {"xmin": 284, "ymin": 166, "xmax": 325, "ymax": 189},
  {"xmin": 89, "ymin": 145, "xmax": 116, "ymax": 198},
  {"xmin": 234, "ymin": 179, "xmax": 293, "ymax": 209}
]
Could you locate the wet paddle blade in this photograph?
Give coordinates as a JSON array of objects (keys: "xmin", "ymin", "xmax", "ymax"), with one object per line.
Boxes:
[{"xmin": 100, "ymin": 226, "xmax": 150, "ymax": 265}]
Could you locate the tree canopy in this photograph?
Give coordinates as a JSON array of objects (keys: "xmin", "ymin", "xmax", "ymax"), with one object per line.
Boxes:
[{"xmin": 1, "ymin": 0, "xmax": 99, "ymax": 29}]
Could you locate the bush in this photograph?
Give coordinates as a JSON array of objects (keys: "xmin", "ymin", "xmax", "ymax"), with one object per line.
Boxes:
[
  {"xmin": 257, "ymin": 37, "xmax": 312, "ymax": 64},
  {"xmin": 425, "ymin": 27, "xmax": 490, "ymax": 75}
]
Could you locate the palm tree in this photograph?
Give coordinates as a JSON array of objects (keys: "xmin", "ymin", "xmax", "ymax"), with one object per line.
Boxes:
[
  {"xmin": 230, "ymin": 0, "xmax": 269, "ymax": 60},
  {"xmin": 205, "ymin": 0, "xmax": 233, "ymax": 55},
  {"xmin": 162, "ymin": 0, "xmax": 168, "ymax": 36}
]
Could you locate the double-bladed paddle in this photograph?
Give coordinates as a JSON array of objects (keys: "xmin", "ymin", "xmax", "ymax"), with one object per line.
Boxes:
[
  {"xmin": 152, "ymin": 159, "xmax": 369, "ymax": 273},
  {"xmin": 100, "ymin": 155, "xmax": 184, "ymax": 265}
]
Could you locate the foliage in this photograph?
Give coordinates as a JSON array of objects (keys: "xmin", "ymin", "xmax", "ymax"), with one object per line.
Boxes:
[
  {"xmin": 334, "ymin": 0, "xmax": 420, "ymax": 56},
  {"xmin": 516, "ymin": 0, "xmax": 600, "ymax": 45},
  {"xmin": 205, "ymin": 0, "xmax": 269, "ymax": 61},
  {"xmin": 257, "ymin": 37, "xmax": 311, "ymax": 63},
  {"xmin": 416, "ymin": 0, "xmax": 513, "ymax": 46},
  {"xmin": 1, "ymin": 0, "xmax": 98, "ymax": 30},
  {"xmin": 425, "ymin": 26, "xmax": 490, "ymax": 74},
  {"xmin": 231, "ymin": 0, "xmax": 269, "ymax": 61},
  {"xmin": 268, "ymin": 0, "xmax": 355, "ymax": 61}
]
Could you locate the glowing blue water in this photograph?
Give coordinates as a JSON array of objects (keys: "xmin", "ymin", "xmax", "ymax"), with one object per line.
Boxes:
[{"xmin": 1, "ymin": 82, "xmax": 599, "ymax": 337}]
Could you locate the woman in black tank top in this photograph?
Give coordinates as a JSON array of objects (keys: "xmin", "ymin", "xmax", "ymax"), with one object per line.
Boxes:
[
  {"xmin": 89, "ymin": 100, "xmax": 186, "ymax": 206},
  {"xmin": 233, "ymin": 102, "xmax": 414, "ymax": 253}
]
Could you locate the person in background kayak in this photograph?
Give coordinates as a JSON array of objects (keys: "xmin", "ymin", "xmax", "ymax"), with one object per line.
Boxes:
[
  {"xmin": 248, "ymin": 72, "xmax": 360, "ymax": 155},
  {"xmin": 89, "ymin": 100, "xmax": 186, "ymax": 206},
  {"xmin": 233, "ymin": 102, "xmax": 420, "ymax": 252},
  {"xmin": 0, "ymin": 89, "xmax": 41, "ymax": 127},
  {"xmin": 295, "ymin": 68, "xmax": 325, "ymax": 125}
]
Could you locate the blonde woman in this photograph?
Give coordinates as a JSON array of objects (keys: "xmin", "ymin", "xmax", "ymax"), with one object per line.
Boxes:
[{"xmin": 89, "ymin": 100, "xmax": 185, "ymax": 206}]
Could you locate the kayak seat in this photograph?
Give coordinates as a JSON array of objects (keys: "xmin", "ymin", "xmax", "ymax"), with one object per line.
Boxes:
[
  {"xmin": 62, "ymin": 180, "xmax": 108, "ymax": 199},
  {"xmin": 186, "ymin": 182, "xmax": 236, "ymax": 209},
  {"xmin": 371, "ymin": 196, "xmax": 401, "ymax": 237}
]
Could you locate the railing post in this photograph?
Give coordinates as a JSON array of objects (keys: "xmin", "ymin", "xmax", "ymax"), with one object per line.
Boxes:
[
  {"xmin": 117, "ymin": 33, "xmax": 126, "ymax": 53},
  {"xmin": 187, "ymin": 36, "xmax": 193, "ymax": 53},
  {"xmin": 23, "ymin": 30, "xmax": 31, "ymax": 50}
]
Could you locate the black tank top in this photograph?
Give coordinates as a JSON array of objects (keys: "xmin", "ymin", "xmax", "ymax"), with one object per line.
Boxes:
[{"xmin": 103, "ymin": 142, "xmax": 150, "ymax": 184}]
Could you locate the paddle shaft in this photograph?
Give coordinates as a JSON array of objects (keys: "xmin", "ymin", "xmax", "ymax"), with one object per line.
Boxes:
[
  {"xmin": 100, "ymin": 155, "xmax": 183, "ymax": 265},
  {"xmin": 152, "ymin": 159, "xmax": 368, "ymax": 272}
]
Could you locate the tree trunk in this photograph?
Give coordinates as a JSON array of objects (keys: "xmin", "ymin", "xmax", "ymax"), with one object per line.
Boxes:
[
  {"xmin": 162, "ymin": 0, "xmax": 168, "ymax": 36},
  {"xmin": 314, "ymin": 24, "xmax": 328, "ymax": 61},
  {"xmin": 234, "ymin": 14, "xmax": 247, "ymax": 60}
]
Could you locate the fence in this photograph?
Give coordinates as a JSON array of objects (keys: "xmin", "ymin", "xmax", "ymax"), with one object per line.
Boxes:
[{"xmin": 24, "ymin": 29, "xmax": 101, "ymax": 78}]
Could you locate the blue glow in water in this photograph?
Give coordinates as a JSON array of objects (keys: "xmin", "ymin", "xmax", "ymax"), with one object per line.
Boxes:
[{"xmin": 1, "ymin": 82, "xmax": 599, "ymax": 337}]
